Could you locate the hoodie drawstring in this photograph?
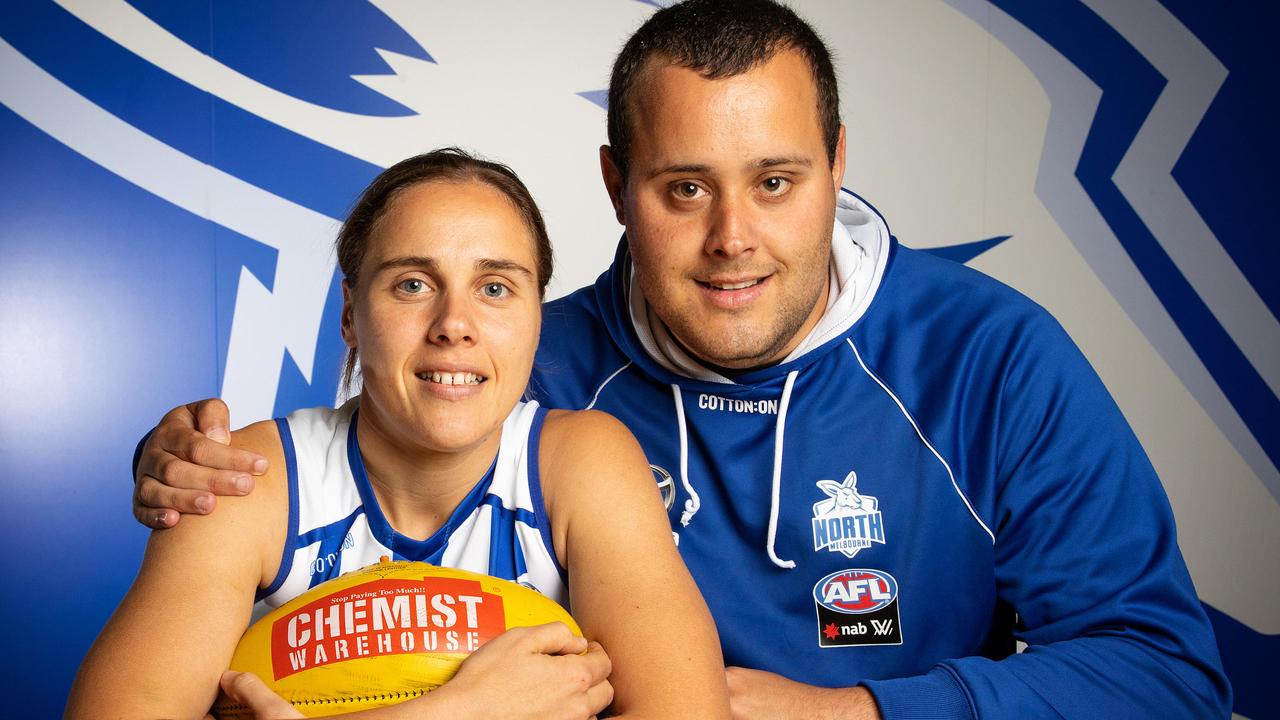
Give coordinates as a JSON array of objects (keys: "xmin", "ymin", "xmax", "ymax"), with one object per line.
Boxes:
[
  {"xmin": 766, "ymin": 370, "xmax": 800, "ymax": 569},
  {"xmin": 671, "ymin": 385, "xmax": 701, "ymax": 527},
  {"xmin": 671, "ymin": 372, "xmax": 801, "ymax": 568}
]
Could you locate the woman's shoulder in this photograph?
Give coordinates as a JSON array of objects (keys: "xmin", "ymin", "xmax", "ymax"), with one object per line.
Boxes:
[
  {"xmin": 233, "ymin": 402, "xmax": 355, "ymax": 474},
  {"xmin": 535, "ymin": 409, "xmax": 664, "ymax": 571},
  {"xmin": 539, "ymin": 408, "xmax": 638, "ymax": 465},
  {"xmin": 225, "ymin": 419, "xmax": 290, "ymax": 522},
  {"xmin": 537, "ymin": 408, "xmax": 650, "ymax": 504},
  {"xmin": 541, "ymin": 407, "xmax": 627, "ymax": 431},
  {"xmin": 231, "ymin": 418, "xmax": 283, "ymax": 455}
]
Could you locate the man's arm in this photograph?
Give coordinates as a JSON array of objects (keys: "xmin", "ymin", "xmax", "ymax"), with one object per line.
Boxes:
[{"xmin": 132, "ymin": 398, "xmax": 267, "ymax": 528}]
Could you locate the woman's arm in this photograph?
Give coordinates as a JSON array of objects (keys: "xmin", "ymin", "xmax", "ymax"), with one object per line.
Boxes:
[
  {"xmin": 215, "ymin": 625, "xmax": 614, "ymax": 720},
  {"xmin": 77, "ymin": 417, "xmax": 614, "ymax": 720},
  {"xmin": 542, "ymin": 410, "xmax": 731, "ymax": 719},
  {"xmin": 67, "ymin": 420, "xmax": 289, "ymax": 718}
]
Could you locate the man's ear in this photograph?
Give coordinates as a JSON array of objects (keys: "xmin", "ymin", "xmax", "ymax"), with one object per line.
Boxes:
[
  {"xmin": 831, "ymin": 124, "xmax": 847, "ymax": 191},
  {"xmin": 340, "ymin": 279, "xmax": 357, "ymax": 349},
  {"xmin": 599, "ymin": 145, "xmax": 626, "ymax": 225}
]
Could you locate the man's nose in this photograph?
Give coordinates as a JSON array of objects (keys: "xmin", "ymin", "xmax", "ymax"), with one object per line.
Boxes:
[{"xmin": 704, "ymin": 192, "xmax": 756, "ymax": 259}]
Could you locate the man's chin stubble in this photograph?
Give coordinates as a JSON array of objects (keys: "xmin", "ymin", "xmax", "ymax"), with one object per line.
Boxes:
[{"xmin": 672, "ymin": 320, "xmax": 803, "ymax": 372}]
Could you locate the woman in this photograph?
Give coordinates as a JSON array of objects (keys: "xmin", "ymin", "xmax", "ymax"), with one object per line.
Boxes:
[{"xmin": 66, "ymin": 149, "xmax": 729, "ymax": 719}]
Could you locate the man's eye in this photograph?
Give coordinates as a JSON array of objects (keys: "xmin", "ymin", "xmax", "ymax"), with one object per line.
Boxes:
[
  {"xmin": 761, "ymin": 176, "xmax": 791, "ymax": 195},
  {"xmin": 482, "ymin": 282, "xmax": 509, "ymax": 298},
  {"xmin": 673, "ymin": 182, "xmax": 706, "ymax": 200},
  {"xmin": 398, "ymin": 279, "xmax": 427, "ymax": 294}
]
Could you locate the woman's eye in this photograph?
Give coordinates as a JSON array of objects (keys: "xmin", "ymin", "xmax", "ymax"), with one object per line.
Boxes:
[
  {"xmin": 398, "ymin": 279, "xmax": 427, "ymax": 294},
  {"xmin": 482, "ymin": 282, "xmax": 509, "ymax": 298},
  {"xmin": 761, "ymin": 176, "xmax": 791, "ymax": 195}
]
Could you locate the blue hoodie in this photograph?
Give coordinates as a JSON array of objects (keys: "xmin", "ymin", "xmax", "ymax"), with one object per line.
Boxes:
[{"xmin": 531, "ymin": 190, "xmax": 1230, "ymax": 719}]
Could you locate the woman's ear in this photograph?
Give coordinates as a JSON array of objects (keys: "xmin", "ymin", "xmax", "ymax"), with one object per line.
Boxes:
[{"xmin": 340, "ymin": 279, "xmax": 357, "ymax": 349}]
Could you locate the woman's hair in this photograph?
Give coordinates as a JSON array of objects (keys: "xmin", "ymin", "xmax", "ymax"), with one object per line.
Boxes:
[{"xmin": 337, "ymin": 147, "xmax": 553, "ymax": 390}]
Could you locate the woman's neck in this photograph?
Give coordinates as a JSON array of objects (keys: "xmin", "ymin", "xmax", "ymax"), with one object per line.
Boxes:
[{"xmin": 354, "ymin": 401, "xmax": 502, "ymax": 542}]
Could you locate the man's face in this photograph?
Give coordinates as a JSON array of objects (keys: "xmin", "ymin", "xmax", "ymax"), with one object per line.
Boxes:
[{"xmin": 603, "ymin": 48, "xmax": 846, "ymax": 370}]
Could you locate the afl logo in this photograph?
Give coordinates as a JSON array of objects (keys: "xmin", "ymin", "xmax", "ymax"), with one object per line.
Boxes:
[{"xmin": 813, "ymin": 569, "xmax": 898, "ymax": 615}]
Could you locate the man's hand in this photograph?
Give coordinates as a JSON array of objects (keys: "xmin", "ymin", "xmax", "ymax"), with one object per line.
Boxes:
[
  {"xmin": 437, "ymin": 623, "xmax": 614, "ymax": 720},
  {"xmin": 726, "ymin": 667, "xmax": 881, "ymax": 720},
  {"xmin": 133, "ymin": 398, "xmax": 267, "ymax": 529},
  {"xmin": 217, "ymin": 671, "xmax": 304, "ymax": 719}
]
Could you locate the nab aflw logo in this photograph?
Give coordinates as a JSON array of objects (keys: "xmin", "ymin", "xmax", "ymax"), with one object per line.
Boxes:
[{"xmin": 811, "ymin": 471, "xmax": 885, "ymax": 558}]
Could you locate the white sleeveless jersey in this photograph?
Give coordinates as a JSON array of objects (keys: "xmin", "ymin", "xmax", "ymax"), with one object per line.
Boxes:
[{"xmin": 254, "ymin": 399, "xmax": 567, "ymax": 621}]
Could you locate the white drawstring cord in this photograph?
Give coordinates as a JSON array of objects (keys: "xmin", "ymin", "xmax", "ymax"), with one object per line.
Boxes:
[
  {"xmin": 766, "ymin": 370, "xmax": 800, "ymax": 569},
  {"xmin": 671, "ymin": 385, "xmax": 701, "ymax": 527}
]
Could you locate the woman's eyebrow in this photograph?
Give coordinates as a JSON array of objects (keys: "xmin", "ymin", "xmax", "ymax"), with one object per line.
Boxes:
[
  {"xmin": 476, "ymin": 258, "xmax": 534, "ymax": 279},
  {"xmin": 373, "ymin": 255, "xmax": 436, "ymax": 273},
  {"xmin": 371, "ymin": 256, "xmax": 532, "ymax": 279}
]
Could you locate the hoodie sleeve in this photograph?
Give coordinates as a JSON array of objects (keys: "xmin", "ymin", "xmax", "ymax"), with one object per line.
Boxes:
[{"xmin": 860, "ymin": 309, "xmax": 1231, "ymax": 720}]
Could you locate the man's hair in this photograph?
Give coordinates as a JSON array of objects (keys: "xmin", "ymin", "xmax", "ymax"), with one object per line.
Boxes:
[
  {"xmin": 606, "ymin": 0, "xmax": 840, "ymax": 181},
  {"xmin": 336, "ymin": 147, "xmax": 552, "ymax": 390}
]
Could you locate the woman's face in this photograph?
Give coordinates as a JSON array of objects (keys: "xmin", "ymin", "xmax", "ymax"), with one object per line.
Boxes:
[{"xmin": 343, "ymin": 179, "xmax": 543, "ymax": 454}]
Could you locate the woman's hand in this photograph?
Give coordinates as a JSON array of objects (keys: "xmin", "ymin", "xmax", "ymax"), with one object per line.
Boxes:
[
  {"xmin": 436, "ymin": 622, "xmax": 614, "ymax": 720},
  {"xmin": 210, "ymin": 625, "xmax": 611, "ymax": 720},
  {"xmin": 217, "ymin": 671, "xmax": 304, "ymax": 719}
]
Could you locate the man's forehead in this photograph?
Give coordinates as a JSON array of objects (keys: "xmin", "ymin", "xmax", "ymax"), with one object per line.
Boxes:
[
  {"xmin": 633, "ymin": 50, "xmax": 813, "ymax": 101},
  {"xmin": 627, "ymin": 50, "xmax": 827, "ymax": 172}
]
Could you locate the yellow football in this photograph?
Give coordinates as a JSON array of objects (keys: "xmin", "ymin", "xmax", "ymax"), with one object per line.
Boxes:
[{"xmin": 212, "ymin": 560, "xmax": 579, "ymax": 718}]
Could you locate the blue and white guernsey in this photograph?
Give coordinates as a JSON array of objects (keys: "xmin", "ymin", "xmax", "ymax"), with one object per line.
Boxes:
[{"xmin": 254, "ymin": 399, "xmax": 567, "ymax": 621}]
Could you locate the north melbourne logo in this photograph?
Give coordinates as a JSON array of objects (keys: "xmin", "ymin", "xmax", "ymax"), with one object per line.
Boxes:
[{"xmin": 811, "ymin": 471, "xmax": 885, "ymax": 558}]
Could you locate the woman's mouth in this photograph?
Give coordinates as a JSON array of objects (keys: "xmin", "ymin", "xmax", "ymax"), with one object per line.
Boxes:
[{"xmin": 415, "ymin": 371, "xmax": 486, "ymax": 385}]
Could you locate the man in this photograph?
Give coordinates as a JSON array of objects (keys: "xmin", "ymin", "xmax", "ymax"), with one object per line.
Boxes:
[{"xmin": 133, "ymin": 1, "xmax": 1230, "ymax": 717}]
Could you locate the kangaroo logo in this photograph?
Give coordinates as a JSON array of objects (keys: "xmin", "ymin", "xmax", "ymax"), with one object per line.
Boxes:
[{"xmin": 811, "ymin": 471, "xmax": 885, "ymax": 558}]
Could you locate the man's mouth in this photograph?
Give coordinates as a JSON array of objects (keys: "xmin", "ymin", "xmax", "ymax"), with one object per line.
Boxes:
[
  {"xmin": 693, "ymin": 275, "xmax": 770, "ymax": 310},
  {"xmin": 698, "ymin": 278, "xmax": 765, "ymax": 291},
  {"xmin": 415, "ymin": 371, "xmax": 486, "ymax": 386}
]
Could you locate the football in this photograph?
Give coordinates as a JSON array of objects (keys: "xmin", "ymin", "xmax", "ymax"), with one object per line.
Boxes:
[{"xmin": 211, "ymin": 559, "xmax": 579, "ymax": 718}]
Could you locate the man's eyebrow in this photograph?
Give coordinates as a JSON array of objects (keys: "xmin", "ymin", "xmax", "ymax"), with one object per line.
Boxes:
[
  {"xmin": 755, "ymin": 156, "xmax": 813, "ymax": 169},
  {"xmin": 645, "ymin": 157, "xmax": 812, "ymax": 180},
  {"xmin": 647, "ymin": 163, "xmax": 712, "ymax": 180}
]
